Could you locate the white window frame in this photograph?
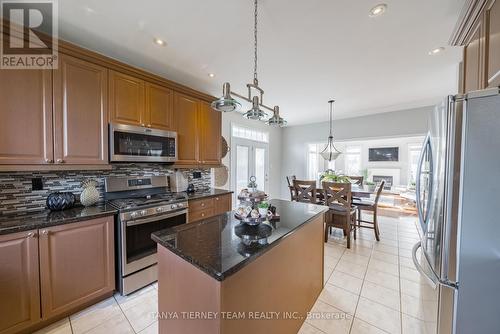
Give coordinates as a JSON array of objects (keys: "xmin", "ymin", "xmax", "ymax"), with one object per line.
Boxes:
[
  {"xmin": 306, "ymin": 142, "xmax": 335, "ymax": 182},
  {"xmin": 344, "ymin": 145, "xmax": 362, "ymax": 176}
]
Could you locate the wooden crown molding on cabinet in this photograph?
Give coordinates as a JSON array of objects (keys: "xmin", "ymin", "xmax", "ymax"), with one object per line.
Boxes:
[
  {"xmin": 1, "ymin": 19, "xmax": 215, "ymax": 103},
  {"xmin": 450, "ymin": 0, "xmax": 489, "ymax": 45},
  {"xmin": 58, "ymin": 40, "xmax": 216, "ymax": 103}
]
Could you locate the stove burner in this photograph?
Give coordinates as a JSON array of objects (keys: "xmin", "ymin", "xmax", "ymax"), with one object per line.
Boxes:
[{"xmin": 107, "ymin": 193, "xmax": 188, "ymax": 210}]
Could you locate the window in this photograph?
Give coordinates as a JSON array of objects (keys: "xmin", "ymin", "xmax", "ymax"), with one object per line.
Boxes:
[
  {"xmin": 344, "ymin": 146, "xmax": 361, "ymax": 176},
  {"xmin": 408, "ymin": 143, "xmax": 423, "ymax": 185},
  {"xmin": 307, "ymin": 143, "xmax": 335, "ymax": 181},
  {"xmin": 232, "ymin": 125, "xmax": 269, "ymax": 143}
]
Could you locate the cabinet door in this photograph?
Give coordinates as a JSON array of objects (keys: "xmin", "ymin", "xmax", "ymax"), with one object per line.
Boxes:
[
  {"xmin": 0, "ymin": 69, "xmax": 53, "ymax": 164},
  {"xmin": 0, "ymin": 230, "xmax": 40, "ymax": 334},
  {"xmin": 486, "ymin": 0, "xmax": 500, "ymax": 87},
  {"xmin": 198, "ymin": 101, "xmax": 221, "ymax": 165},
  {"xmin": 54, "ymin": 54, "xmax": 108, "ymax": 165},
  {"xmin": 174, "ymin": 92, "xmax": 199, "ymax": 164},
  {"xmin": 464, "ymin": 21, "xmax": 483, "ymax": 92},
  {"xmin": 214, "ymin": 194, "xmax": 232, "ymax": 214},
  {"xmin": 146, "ymin": 83, "xmax": 174, "ymax": 130},
  {"xmin": 109, "ymin": 70, "xmax": 145, "ymax": 126},
  {"xmin": 39, "ymin": 217, "xmax": 114, "ymax": 319}
]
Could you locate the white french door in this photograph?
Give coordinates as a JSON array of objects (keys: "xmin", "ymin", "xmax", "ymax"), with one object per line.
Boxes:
[{"xmin": 231, "ymin": 137, "xmax": 269, "ymax": 206}]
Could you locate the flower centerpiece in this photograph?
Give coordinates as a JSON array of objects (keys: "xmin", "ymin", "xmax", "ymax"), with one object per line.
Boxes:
[{"xmin": 319, "ymin": 170, "xmax": 351, "ymax": 183}]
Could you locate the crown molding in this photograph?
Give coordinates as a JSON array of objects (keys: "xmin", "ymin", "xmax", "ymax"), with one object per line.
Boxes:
[{"xmin": 449, "ymin": 0, "xmax": 489, "ymax": 46}]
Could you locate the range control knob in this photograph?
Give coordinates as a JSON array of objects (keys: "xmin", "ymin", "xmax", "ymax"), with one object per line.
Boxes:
[
  {"xmin": 130, "ymin": 211, "xmax": 138, "ymax": 218},
  {"xmin": 156, "ymin": 207, "xmax": 164, "ymax": 213},
  {"xmin": 171, "ymin": 204, "xmax": 178, "ymax": 210},
  {"xmin": 140, "ymin": 210, "xmax": 147, "ymax": 216},
  {"xmin": 177, "ymin": 203, "xmax": 184, "ymax": 208}
]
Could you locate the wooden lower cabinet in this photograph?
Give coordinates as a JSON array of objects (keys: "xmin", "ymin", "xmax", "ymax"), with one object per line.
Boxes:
[
  {"xmin": 189, "ymin": 194, "xmax": 232, "ymax": 223},
  {"xmin": 39, "ymin": 216, "xmax": 115, "ymax": 319},
  {"xmin": 0, "ymin": 231, "xmax": 40, "ymax": 334},
  {"xmin": 214, "ymin": 194, "xmax": 232, "ymax": 213}
]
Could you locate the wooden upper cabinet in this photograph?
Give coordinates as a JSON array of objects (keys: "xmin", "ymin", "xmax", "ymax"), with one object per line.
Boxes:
[
  {"xmin": 146, "ymin": 83, "xmax": 174, "ymax": 130},
  {"xmin": 109, "ymin": 70, "xmax": 145, "ymax": 126},
  {"xmin": 54, "ymin": 54, "xmax": 108, "ymax": 165},
  {"xmin": 0, "ymin": 69, "xmax": 53, "ymax": 164},
  {"xmin": 486, "ymin": 0, "xmax": 500, "ymax": 86},
  {"xmin": 198, "ymin": 101, "xmax": 222, "ymax": 165},
  {"xmin": 0, "ymin": 230, "xmax": 40, "ymax": 334},
  {"xmin": 39, "ymin": 217, "xmax": 114, "ymax": 320},
  {"xmin": 464, "ymin": 21, "xmax": 483, "ymax": 93},
  {"xmin": 174, "ymin": 92, "xmax": 199, "ymax": 164}
]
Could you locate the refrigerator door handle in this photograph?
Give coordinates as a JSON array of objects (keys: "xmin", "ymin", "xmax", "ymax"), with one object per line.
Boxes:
[
  {"xmin": 412, "ymin": 241, "xmax": 438, "ymax": 289},
  {"xmin": 416, "ymin": 134, "xmax": 432, "ymax": 232},
  {"xmin": 412, "ymin": 241, "xmax": 459, "ymax": 290}
]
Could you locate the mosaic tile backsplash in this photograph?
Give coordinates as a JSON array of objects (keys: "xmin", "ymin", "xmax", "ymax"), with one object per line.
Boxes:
[{"xmin": 0, "ymin": 164, "xmax": 212, "ymax": 215}]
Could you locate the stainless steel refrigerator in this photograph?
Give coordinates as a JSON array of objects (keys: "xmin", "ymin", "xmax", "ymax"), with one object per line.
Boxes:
[{"xmin": 413, "ymin": 87, "xmax": 500, "ymax": 334}]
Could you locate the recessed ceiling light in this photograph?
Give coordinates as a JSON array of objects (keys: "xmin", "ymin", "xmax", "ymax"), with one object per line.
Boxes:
[
  {"xmin": 153, "ymin": 38, "xmax": 166, "ymax": 46},
  {"xmin": 428, "ymin": 47, "xmax": 445, "ymax": 55},
  {"xmin": 208, "ymin": 73, "xmax": 216, "ymax": 78},
  {"xmin": 369, "ymin": 4, "xmax": 387, "ymax": 17}
]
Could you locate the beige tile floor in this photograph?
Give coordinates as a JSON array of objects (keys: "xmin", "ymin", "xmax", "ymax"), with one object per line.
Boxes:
[{"xmin": 36, "ymin": 213, "xmax": 436, "ymax": 334}]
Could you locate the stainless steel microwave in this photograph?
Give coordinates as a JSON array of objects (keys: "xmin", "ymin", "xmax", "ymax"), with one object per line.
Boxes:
[{"xmin": 109, "ymin": 123, "xmax": 177, "ymax": 163}]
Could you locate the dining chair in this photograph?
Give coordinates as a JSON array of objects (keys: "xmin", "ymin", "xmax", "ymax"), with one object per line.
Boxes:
[
  {"xmin": 352, "ymin": 180, "xmax": 385, "ymax": 241},
  {"xmin": 322, "ymin": 181, "xmax": 357, "ymax": 249},
  {"xmin": 286, "ymin": 175, "xmax": 297, "ymax": 201},
  {"xmin": 292, "ymin": 179, "xmax": 317, "ymax": 204}
]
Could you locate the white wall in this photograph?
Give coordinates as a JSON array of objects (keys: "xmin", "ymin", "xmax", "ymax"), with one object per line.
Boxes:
[
  {"xmin": 280, "ymin": 106, "xmax": 433, "ymax": 198},
  {"xmin": 216, "ymin": 112, "xmax": 283, "ymax": 199},
  {"xmin": 332, "ymin": 136, "xmax": 425, "ymax": 184}
]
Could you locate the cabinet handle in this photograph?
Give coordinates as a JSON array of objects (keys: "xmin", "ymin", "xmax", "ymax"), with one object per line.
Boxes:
[
  {"xmin": 201, "ymin": 203, "xmax": 205, "ymax": 207},
  {"xmin": 147, "ymin": 124, "xmax": 151, "ymax": 128},
  {"xmin": 56, "ymin": 159, "xmax": 64, "ymax": 163},
  {"xmin": 201, "ymin": 213, "xmax": 205, "ymax": 217},
  {"xmin": 141, "ymin": 123, "xmax": 146, "ymax": 127},
  {"xmin": 27, "ymin": 231, "xmax": 37, "ymax": 238},
  {"xmin": 45, "ymin": 158, "xmax": 53, "ymax": 163},
  {"xmin": 215, "ymin": 197, "xmax": 219, "ymax": 201},
  {"xmin": 41, "ymin": 230, "xmax": 49, "ymax": 235}
]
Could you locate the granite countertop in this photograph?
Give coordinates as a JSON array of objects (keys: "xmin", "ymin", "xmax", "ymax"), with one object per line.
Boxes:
[
  {"xmin": 0, "ymin": 204, "xmax": 117, "ymax": 235},
  {"xmin": 152, "ymin": 199, "xmax": 328, "ymax": 281},
  {"xmin": 185, "ymin": 188, "xmax": 233, "ymax": 200}
]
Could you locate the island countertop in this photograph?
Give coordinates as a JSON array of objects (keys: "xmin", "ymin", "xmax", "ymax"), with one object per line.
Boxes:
[{"xmin": 151, "ymin": 199, "xmax": 328, "ymax": 281}]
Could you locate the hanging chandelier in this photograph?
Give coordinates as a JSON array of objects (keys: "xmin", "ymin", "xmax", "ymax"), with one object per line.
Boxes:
[
  {"xmin": 211, "ymin": 0, "xmax": 286, "ymax": 127},
  {"xmin": 320, "ymin": 100, "xmax": 342, "ymax": 161}
]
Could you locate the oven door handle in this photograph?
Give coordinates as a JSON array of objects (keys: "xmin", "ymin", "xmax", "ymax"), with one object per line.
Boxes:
[{"xmin": 125, "ymin": 209, "xmax": 188, "ymax": 227}]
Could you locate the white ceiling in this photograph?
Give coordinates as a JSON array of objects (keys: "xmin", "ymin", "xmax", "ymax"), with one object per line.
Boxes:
[{"xmin": 58, "ymin": 0, "xmax": 465, "ymax": 125}]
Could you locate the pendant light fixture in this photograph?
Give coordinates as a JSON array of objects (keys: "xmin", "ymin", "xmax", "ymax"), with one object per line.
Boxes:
[
  {"xmin": 211, "ymin": 0, "xmax": 286, "ymax": 126},
  {"xmin": 266, "ymin": 106, "xmax": 287, "ymax": 127},
  {"xmin": 320, "ymin": 100, "xmax": 342, "ymax": 161}
]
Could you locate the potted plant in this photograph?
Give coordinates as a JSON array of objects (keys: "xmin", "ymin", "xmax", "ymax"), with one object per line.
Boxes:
[
  {"xmin": 365, "ymin": 181, "xmax": 376, "ymax": 192},
  {"xmin": 257, "ymin": 201, "xmax": 269, "ymax": 216},
  {"xmin": 319, "ymin": 170, "xmax": 351, "ymax": 183}
]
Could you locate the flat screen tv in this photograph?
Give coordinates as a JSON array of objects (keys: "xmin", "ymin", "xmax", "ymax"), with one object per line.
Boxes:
[{"xmin": 369, "ymin": 147, "xmax": 399, "ymax": 162}]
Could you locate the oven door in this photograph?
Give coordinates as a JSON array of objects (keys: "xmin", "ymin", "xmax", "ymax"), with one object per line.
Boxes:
[
  {"xmin": 121, "ymin": 209, "xmax": 187, "ymax": 276},
  {"xmin": 110, "ymin": 123, "xmax": 177, "ymax": 162}
]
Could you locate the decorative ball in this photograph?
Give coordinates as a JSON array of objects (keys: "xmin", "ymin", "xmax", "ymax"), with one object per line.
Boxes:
[{"xmin": 46, "ymin": 192, "xmax": 76, "ymax": 211}]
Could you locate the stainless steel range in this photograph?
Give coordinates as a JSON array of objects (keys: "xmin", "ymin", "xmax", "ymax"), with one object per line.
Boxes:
[{"xmin": 105, "ymin": 175, "xmax": 188, "ymax": 295}]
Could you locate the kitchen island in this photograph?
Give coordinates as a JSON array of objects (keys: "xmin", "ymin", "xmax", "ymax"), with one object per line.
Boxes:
[{"xmin": 152, "ymin": 199, "xmax": 328, "ymax": 334}]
